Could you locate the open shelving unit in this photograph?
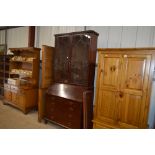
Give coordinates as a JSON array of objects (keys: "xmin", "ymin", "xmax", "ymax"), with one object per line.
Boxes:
[{"xmin": 3, "ymin": 47, "xmax": 41, "ymax": 114}]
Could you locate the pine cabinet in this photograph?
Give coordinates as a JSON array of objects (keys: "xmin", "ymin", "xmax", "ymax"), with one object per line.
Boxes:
[
  {"xmin": 3, "ymin": 47, "xmax": 40, "ymax": 114},
  {"xmin": 93, "ymin": 48, "xmax": 155, "ymax": 129}
]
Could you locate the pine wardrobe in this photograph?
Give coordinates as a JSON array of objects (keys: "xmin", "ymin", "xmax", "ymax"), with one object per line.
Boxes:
[{"xmin": 93, "ymin": 48, "xmax": 155, "ymax": 129}]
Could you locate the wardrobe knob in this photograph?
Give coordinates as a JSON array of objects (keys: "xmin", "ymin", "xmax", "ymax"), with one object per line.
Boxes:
[{"xmin": 119, "ymin": 91, "xmax": 124, "ymax": 98}]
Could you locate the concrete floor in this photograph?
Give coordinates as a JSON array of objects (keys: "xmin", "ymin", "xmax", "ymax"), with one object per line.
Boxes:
[{"xmin": 0, "ymin": 100, "xmax": 62, "ymax": 129}]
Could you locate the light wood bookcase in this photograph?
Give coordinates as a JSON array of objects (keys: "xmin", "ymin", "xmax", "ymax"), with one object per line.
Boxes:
[{"xmin": 4, "ymin": 47, "xmax": 40, "ymax": 114}]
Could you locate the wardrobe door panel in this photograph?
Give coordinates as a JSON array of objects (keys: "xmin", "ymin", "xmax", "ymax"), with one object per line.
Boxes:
[
  {"xmin": 41, "ymin": 45, "xmax": 54, "ymax": 88},
  {"xmin": 119, "ymin": 54, "xmax": 151, "ymax": 128},
  {"xmin": 118, "ymin": 93, "xmax": 142, "ymax": 128},
  {"xmin": 98, "ymin": 53, "xmax": 122, "ymax": 90},
  {"xmin": 95, "ymin": 89, "xmax": 118, "ymax": 125}
]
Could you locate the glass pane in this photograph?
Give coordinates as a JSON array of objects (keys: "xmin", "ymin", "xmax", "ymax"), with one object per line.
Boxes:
[
  {"xmin": 71, "ymin": 34, "xmax": 90, "ymax": 85},
  {"xmin": 53, "ymin": 36, "xmax": 71, "ymax": 83}
]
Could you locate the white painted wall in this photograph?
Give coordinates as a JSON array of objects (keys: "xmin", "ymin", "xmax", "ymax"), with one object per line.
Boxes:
[
  {"xmin": 86, "ymin": 26, "xmax": 155, "ymax": 128},
  {"xmin": 7, "ymin": 27, "xmax": 29, "ymax": 50}
]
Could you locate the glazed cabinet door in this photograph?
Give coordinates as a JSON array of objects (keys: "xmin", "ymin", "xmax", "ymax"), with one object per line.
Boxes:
[
  {"xmin": 54, "ymin": 36, "xmax": 71, "ymax": 83},
  {"xmin": 94, "ymin": 53, "xmax": 122, "ymax": 127},
  {"xmin": 70, "ymin": 34, "xmax": 90, "ymax": 86},
  {"xmin": 118, "ymin": 54, "xmax": 151, "ymax": 128}
]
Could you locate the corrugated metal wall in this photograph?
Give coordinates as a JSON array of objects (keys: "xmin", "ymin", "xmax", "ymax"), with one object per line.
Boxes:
[
  {"xmin": 35, "ymin": 26, "xmax": 84, "ymax": 48},
  {"xmin": 35, "ymin": 26, "xmax": 84, "ymax": 59},
  {"xmin": 86, "ymin": 26, "xmax": 155, "ymax": 128},
  {"xmin": 0, "ymin": 30, "xmax": 6, "ymax": 44},
  {"xmin": 86, "ymin": 26, "xmax": 155, "ymax": 48},
  {"xmin": 7, "ymin": 27, "xmax": 29, "ymax": 50}
]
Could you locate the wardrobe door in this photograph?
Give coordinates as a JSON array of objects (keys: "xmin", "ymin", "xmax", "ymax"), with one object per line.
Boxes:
[
  {"xmin": 94, "ymin": 52, "xmax": 122, "ymax": 127},
  {"xmin": 41, "ymin": 45, "xmax": 54, "ymax": 88},
  {"xmin": 54, "ymin": 36, "xmax": 71, "ymax": 83},
  {"xmin": 70, "ymin": 34, "xmax": 90, "ymax": 86},
  {"xmin": 118, "ymin": 54, "xmax": 151, "ymax": 128}
]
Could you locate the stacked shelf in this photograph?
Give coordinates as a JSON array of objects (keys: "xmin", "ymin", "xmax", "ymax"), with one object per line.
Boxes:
[{"xmin": 3, "ymin": 47, "xmax": 41, "ymax": 114}]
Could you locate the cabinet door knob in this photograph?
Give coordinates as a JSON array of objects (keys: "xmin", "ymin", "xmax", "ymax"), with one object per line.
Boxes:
[{"xmin": 119, "ymin": 91, "xmax": 124, "ymax": 98}]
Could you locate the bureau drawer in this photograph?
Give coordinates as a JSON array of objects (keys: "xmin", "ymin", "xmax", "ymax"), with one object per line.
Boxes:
[{"xmin": 45, "ymin": 95, "xmax": 83, "ymax": 128}]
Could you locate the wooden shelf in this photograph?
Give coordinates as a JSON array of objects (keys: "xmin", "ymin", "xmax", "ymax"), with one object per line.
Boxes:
[
  {"xmin": 4, "ymin": 47, "xmax": 40, "ymax": 114},
  {"xmin": 9, "ymin": 72, "xmax": 32, "ymax": 78},
  {"xmin": 10, "ymin": 60, "xmax": 33, "ymax": 64}
]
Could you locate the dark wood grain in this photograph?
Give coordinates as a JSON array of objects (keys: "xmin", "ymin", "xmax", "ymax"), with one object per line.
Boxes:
[
  {"xmin": 44, "ymin": 30, "xmax": 98, "ymax": 129},
  {"xmin": 46, "ymin": 83, "xmax": 90, "ymax": 102}
]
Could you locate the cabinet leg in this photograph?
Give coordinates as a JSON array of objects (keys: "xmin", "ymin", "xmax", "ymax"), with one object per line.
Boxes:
[{"xmin": 23, "ymin": 109, "xmax": 28, "ymax": 115}]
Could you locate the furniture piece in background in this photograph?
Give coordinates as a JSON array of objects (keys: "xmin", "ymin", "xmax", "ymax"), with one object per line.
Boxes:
[
  {"xmin": 0, "ymin": 55, "xmax": 12, "ymax": 98},
  {"xmin": 44, "ymin": 30, "xmax": 98, "ymax": 128},
  {"xmin": 3, "ymin": 47, "xmax": 40, "ymax": 114},
  {"xmin": 93, "ymin": 48, "xmax": 155, "ymax": 129},
  {"xmin": 38, "ymin": 45, "xmax": 54, "ymax": 122},
  {"xmin": 0, "ymin": 44, "xmax": 11, "ymax": 98}
]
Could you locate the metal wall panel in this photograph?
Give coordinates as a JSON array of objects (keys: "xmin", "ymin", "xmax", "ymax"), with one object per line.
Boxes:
[
  {"xmin": 108, "ymin": 26, "xmax": 123, "ymax": 48},
  {"xmin": 36, "ymin": 26, "xmax": 84, "ymax": 48},
  {"xmin": 0, "ymin": 30, "xmax": 5, "ymax": 44},
  {"xmin": 152, "ymin": 27, "xmax": 155, "ymax": 46},
  {"xmin": 136, "ymin": 26, "xmax": 155, "ymax": 47},
  {"xmin": 36, "ymin": 26, "xmax": 84, "ymax": 59},
  {"xmin": 121, "ymin": 26, "xmax": 137, "ymax": 47},
  {"xmin": 7, "ymin": 27, "xmax": 29, "ymax": 50}
]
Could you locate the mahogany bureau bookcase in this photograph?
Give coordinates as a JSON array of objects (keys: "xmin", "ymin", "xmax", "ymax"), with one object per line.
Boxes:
[{"xmin": 44, "ymin": 30, "xmax": 99, "ymax": 128}]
